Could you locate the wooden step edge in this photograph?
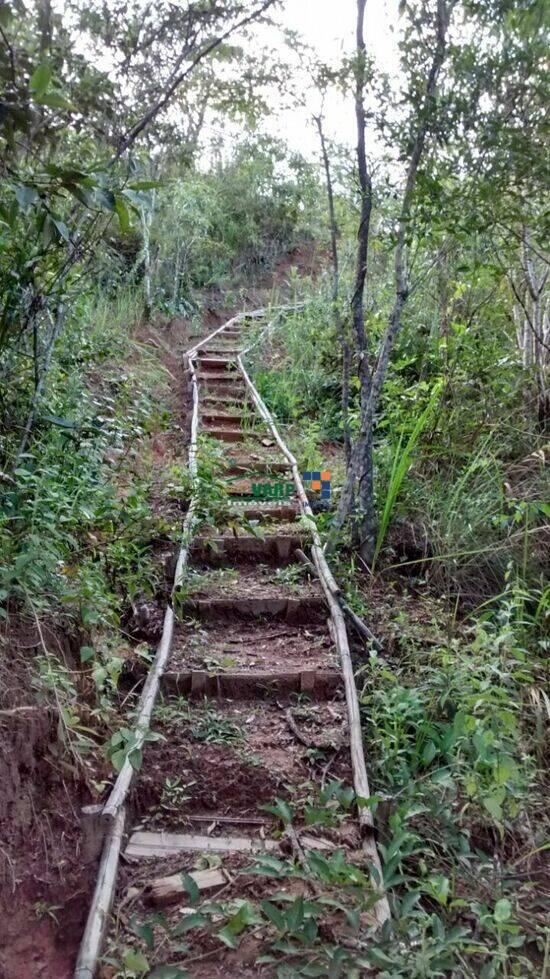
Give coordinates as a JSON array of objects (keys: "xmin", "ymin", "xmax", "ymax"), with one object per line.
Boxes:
[
  {"xmin": 126, "ymin": 830, "xmax": 279, "ymax": 859},
  {"xmin": 191, "ymin": 534, "xmax": 303, "ymax": 564},
  {"xmin": 161, "ymin": 668, "xmax": 340, "ymax": 698}
]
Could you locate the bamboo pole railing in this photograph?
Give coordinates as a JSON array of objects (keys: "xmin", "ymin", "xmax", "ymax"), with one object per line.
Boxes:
[
  {"xmin": 237, "ymin": 355, "xmax": 391, "ymax": 926},
  {"xmin": 73, "ymin": 312, "xmax": 251, "ymax": 978},
  {"xmin": 75, "ymin": 305, "xmax": 389, "ymax": 977},
  {"xmin": 74, "ymin": 809, "xmax": 126, "ymax": 979}
]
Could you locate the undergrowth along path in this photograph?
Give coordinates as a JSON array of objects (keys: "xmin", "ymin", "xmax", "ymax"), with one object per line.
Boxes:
[{"xmin": 74, "ymin": 309, "xmax": 388, "ymax": 979}]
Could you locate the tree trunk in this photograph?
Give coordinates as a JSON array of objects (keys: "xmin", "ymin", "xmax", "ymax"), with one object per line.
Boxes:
[
  {"xmin": 15, "ymin": 303, "xmax": 65, "ymax": 463},
  {"xmin": 141, "ymin": 189, "xmax": 156, "ymax": 321},
  {"xmin": 330, "ymin": 0, "xmax": 373, "ymax": 549},
  {"xmin": 314, "ymin": 114, "xmax": 352, "ymax": 466},
  {"xmin": 331, "ymin": 0, "xmax": 454, "ymax": 563}
]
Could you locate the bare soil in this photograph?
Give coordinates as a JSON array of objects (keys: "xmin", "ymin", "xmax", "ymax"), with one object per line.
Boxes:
[{"xmin": 170, "ymin": 621, "xmax": 338, "ymax": 675}]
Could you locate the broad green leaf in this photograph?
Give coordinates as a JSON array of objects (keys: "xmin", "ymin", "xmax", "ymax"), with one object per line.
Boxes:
[
  {"xmin": 128, "ymin": 747, "xmax": 143, "ymax": 771},
  {"xmin": 172, "ymin": 912, "xmax": 206, "ymax": 934},
  {"xmin": 80, "ymin": 646, "xmax": 94, "ymax": 663},
  {"xmin": 110, "ymin": 748, "xmax": 127, "ymax": 772},
  {"xmin": 115, "ymin": 195, "xmax": 130, "ymax": 232},
  {"xmin": 494, "ymin": 898, "xmax": 512, "ymax": 923},
  {"xmin": 122, "ymin": 950, "xmax": 149, "ymax": 973},
  {"xmin": 36, "ymin": 91, "xmax": 74, "ymax": 111},
  {"xmin": 217, "ymin": 925, "xmax": 238, "ymax": 949},
  {"xmin": 261, "ymin": 899, "xmax": 285, "ymax": 930},
  {"xmin": 367, "ymin": 947, "xmax": 395, "ymax": 968},
  {"xmin": 422, "ymin": 740, "xmax": 437, "ymax": 765},
  {"xmin": 482, "ymin": 793, "xmax": 504, "ymax": 823},
  {"xmin": 180, "ymin": 872, "xmax": 199, "ymax": 905},
  {"xmin": 129, "ymin": 917, "xmax": 155, "ymax": 949},
  {"xmin": 29, "ymin": 63, "xmax": 52, "ymax": 97}
]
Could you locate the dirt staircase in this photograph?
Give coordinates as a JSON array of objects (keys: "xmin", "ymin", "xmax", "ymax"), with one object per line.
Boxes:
[{"xmin": 84, "ymin": 318, "xmax": 382, "ymax": 978}]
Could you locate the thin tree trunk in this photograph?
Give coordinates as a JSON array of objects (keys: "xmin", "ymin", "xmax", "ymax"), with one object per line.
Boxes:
[
  {"xmin": 314, "ymin": 114, "xmax": 352, "ymax": 466},
  {"xmin": 330, "ymin": 0, "xmax": 373, "ymax": 548},
  {"xmin": 172, "ymin": 240, "xmax": 182, "ymax": 311},
  {"xmin": 331, "ymin": 0, "xmax": 454, "ymax": 561},
  {"xmin": 141, "ymin": 189, "xmax": 156, "ymax": 321},
  {"xmin": 15, "ymin": 303, "xmax": 65, "ymax": 463}
]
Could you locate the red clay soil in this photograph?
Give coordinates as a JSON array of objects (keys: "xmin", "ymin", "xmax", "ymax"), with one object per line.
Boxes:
[{"xmin": 0, "ymin": 620, "xmax": 104, "ymax": 978}]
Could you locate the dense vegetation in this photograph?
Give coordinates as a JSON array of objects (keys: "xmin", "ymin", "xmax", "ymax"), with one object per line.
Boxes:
[{"xmin": 0, "ymin": 0, "xmax": 548, "ymax": 976}]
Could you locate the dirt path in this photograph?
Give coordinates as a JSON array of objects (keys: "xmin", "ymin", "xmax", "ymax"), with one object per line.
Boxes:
[{"xmin": 72, "ymin": 314, "xmax": 386, "ymax": 978}]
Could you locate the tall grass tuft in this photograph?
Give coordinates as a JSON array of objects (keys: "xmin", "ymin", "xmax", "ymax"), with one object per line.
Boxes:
[{"xmin": 373, "ymin": 380, "xmax": 443, "ymax": 570}]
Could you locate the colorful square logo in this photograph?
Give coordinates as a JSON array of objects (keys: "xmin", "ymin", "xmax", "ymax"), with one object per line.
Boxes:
[{"xmin": 302, "ymin": 470, "xmax": 331, "ymax": 500}]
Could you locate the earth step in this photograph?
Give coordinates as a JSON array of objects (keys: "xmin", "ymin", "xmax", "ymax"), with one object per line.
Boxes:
[
  {"xmin": 225, "ymin": 460, "xmax": 291, "ymax": 475},
  {"xmin": 201, "ymin": 410, "xmax": 243, "ymax": 425},
  {"xmin": 126, "ymin": 830, "xmax": 279, "ymax": 859},
  {"xmin": 191, "ymin": 532, "xmax": 301, "ymax": 563},
  {"xmin": 200, "ymin": 383, "xmax": 246, "ymax": 399},
  {"xmin": 202, "ymin": 426, "xmax": 252, "ymax": 443},
  {"xmin": 161, "ymin": 668, "xmax": 341, "ymax": 699},
  {"xmin": 197, "ymin": 370, "xmax": 241, "ymax": 382},
  {"xmin": 197, "ymin": 356, "xmax": 236, "ymax": 370},
  {"xmin": 202, "ymin": 393, "xmax": 247, "ymax": 407},
  {"xmin": 171, "ymin": 620, "xmax": 339, "ymax": 679},
  {"xmin": 200, "ymin": 347, "xmax": 240, "ymax": 357},
  {"xmin": 228, "ymin": 503, "xmax": 299, "ymax": 521},
  {"xmin": 141, "ymin": 833, "xmax": 334, "ymax": 909},
  {"xmin": 177, "ymin": 595, "xmax": 325, "ymax": 623}
]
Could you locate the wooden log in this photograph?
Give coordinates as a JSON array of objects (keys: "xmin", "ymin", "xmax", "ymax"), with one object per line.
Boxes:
[
  {"xmin": 74, "ymin": 807, "xmax": 125, "ymax": 979},
  {"xmin": 125, "ymin": 830, "xmax": 279, "ymax": 859},
  {"xmin": 145, "ymin": 867, "xmax": 228, "ymax": 908},
  {"xmin": 161, "ymin": 668, "xmax": 340, "ymax": 700},
  {"xmin": 101, "ymin": 606, "xmax": 175, "ymax": 823}
]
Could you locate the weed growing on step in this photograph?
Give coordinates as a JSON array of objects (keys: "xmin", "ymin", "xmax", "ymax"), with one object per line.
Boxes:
[
  {"xmin": 272, "ymin": 563, "xmax": 308, "ymax": 590},
  {"xmin": 190, "ymin": 703, "xmax": 244, "ymax": 747}
]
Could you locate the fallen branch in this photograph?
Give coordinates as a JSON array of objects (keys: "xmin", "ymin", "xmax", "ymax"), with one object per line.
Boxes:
[
  {"xmin": 285, "ymin": 707, "xmax": 315, "ymax": 748},
  {"xmin": 0, "ymin": 705, "xmax": 52, "ymax": 717}
]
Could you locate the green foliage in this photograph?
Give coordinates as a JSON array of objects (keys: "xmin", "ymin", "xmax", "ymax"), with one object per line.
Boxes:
[
  {"xmin": 357, "ymin": 574, "xmax": 548, "ymax": 975},
  {"xmin": 372, "ymin": 380, "xmax": 443, "ymax": 569},
  {"xmin": 190, "ymin": 703, "xmax": 244, "ymax": 746},
  {"xmin": 151, "ymin": 138, "xmax": 322, "ymax": 312},
  {"xmin": 0, "ymin": 292, "xmax": 168, "ymax": 622}
]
